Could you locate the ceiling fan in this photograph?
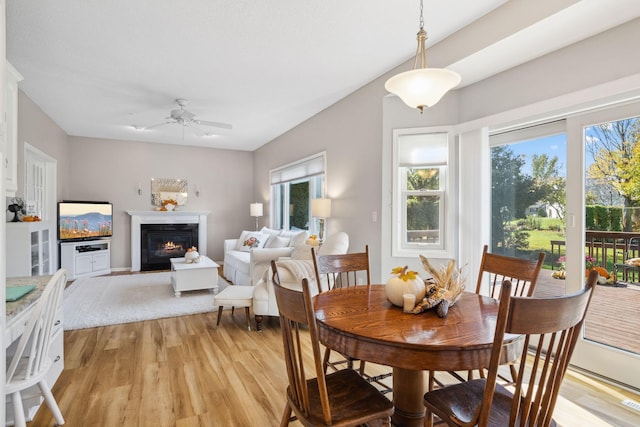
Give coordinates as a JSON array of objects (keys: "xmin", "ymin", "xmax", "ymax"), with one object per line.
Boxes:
[{"xmin": 141, "ymin": 99, "xmax": 232, "ymax": 136}]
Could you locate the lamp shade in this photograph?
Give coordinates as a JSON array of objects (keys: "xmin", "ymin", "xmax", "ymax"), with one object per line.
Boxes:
[
  {"xmin": 250, "ymin": 203, "xmax": 263, "ymax": 217},
  {"xmin": 385, "ymin": 68, "xmax": 461, "ymax": 111},
  {"xmin": 311, "ymin": 198, "xmax": 331, "ymax": 218}
]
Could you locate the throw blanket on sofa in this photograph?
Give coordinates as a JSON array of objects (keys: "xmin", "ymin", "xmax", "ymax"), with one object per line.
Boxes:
[{"xmin": 276, "ymin": 259, "xmax": 316, "ymax": 282}]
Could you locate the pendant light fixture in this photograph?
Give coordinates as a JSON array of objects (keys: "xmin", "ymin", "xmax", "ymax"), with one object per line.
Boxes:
[{"xmin": 385, "ymin": 0, "xmax": 461, "ymax": 113}]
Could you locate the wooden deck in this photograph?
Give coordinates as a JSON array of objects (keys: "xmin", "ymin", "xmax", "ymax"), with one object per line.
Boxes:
[{"xmin": 534, "ymin": 269, "xmax": 640, "ymax": 355}]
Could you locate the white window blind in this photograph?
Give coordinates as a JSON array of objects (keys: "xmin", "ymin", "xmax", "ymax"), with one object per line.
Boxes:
[
  {"xmin": 490, "ymin": 120, "xmax": 566, "ymax": 146},
  {"xmin": 397, "ymin": 133, "xmax": 448, "ymax": 167},
  {"xmin": 270, "ymin": 153, "xmax": 325, "ymax": 185}
]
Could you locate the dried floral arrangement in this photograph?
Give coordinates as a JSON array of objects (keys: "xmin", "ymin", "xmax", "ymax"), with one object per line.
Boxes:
[{"xmin": 411, "ymin": 255, "xmax": 466, "ymax": 317}]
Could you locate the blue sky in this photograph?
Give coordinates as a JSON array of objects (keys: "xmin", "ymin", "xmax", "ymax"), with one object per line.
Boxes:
[{"xmin": 506, "ymin": 134, "xmax": 567, "ymax": 176}]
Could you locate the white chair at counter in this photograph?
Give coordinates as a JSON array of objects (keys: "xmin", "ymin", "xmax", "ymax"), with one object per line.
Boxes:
[{"xmin": 6, "ymin": 268, "xmax": 67, "ymax": 427}]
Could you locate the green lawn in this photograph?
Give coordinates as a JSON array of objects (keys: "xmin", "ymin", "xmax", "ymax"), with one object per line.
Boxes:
[{"xmin": 504, "ymin": 218, "xmax": 566, "ymax": 269}]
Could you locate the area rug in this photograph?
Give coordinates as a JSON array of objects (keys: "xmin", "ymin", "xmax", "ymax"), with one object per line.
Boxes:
[{"xmin": 63, "ymin": 272, "xmax": 228, "ymax": 330}]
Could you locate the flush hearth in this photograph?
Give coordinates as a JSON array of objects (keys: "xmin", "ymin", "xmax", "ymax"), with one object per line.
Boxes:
[{"xmin": 141, "ymin": 223, "xmax": 198, "ymax": 271}]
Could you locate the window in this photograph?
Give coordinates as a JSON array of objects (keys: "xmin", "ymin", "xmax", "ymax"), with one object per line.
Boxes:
[
  {"xmin": 392, "ymin": 129, "xmax": 455, "ymax": 257},
  {"xmin": 270, "ymin": 153, "xmax": 326, "ymax": 232}
]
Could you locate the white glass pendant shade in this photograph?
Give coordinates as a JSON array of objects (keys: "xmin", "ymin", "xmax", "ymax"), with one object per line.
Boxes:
[
  {"xmin": 385, "ymin": 1, "xmax": 462, "ymax": 113},
  {"xmin": 385, "ymin": 67, "xmax": 461, "ymax": 112}
]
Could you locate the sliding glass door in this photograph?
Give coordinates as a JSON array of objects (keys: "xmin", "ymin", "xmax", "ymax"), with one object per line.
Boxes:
[
  {"xmin": 565, "ymin": 103, "xmax": 640, "ymax": 389},
  {"xmin": 490, "ymin": 109, "xmax": 640, "ymax": 389}
]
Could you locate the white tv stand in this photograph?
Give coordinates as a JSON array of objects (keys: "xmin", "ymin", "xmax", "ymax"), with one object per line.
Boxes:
[{"xmin": 60, "ymin": 239, "xmax": 111, "ymax": 280}]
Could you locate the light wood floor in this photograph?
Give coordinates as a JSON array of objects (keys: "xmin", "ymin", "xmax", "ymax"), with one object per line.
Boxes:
[{"xmin": 29, "ymin": 308, "xmax": 640, "ymax": 427}]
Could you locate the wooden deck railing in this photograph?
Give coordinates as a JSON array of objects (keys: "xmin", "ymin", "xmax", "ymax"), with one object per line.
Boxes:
[{"xmin": 549, "ymin": 231, "xmax": 640, "ymax": 278}]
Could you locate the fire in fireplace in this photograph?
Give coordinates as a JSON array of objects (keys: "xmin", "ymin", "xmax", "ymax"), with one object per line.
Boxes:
[{"xmin": 141, "ymin": 223, "xmax": 198, "ymax": 271}]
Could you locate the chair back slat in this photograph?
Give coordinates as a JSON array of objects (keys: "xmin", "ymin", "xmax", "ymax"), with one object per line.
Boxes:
[
  {"xmin": 478, "ymin": 271, "xmax": 597, "ymax": 427},
  {"xmin": 475, "ymin": 245, "xmax": 545, "ymax": 298},
  {"xmin": 7, "ymin": 269, "xmax": 67, "ymax": 384},
  {"xmin": 312, "ymin": 246, "xmax": 370, "ymax": 293}
]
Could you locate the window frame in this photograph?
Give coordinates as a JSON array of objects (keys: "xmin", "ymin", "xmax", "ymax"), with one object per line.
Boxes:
[
  {"xmin": 270, "ymin": 152, "xmax": 326, "ymax": 232},
  {"xmin": 392, "ymin": 127, "xmax": 456, "ymax": 258}
]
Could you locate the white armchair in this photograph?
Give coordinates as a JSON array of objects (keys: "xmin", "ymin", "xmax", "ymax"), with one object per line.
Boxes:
[
  {"xmin": 223, "ymin": 228, "xmax": 308, "ymax": 286},
  {"xmin": 253, "ymin": 231, "xmax": 350, "ymax": 330}
]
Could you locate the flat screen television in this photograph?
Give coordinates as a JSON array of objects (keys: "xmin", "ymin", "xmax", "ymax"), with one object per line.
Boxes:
[{"xmin": 57, "ymin": 200, "xmax": 113, "ymax": 242}]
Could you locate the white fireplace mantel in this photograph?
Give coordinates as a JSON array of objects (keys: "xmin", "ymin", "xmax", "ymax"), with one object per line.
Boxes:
[{"xmin": 127, "ymin": 210, "xmax": 210, "ymax": 271}]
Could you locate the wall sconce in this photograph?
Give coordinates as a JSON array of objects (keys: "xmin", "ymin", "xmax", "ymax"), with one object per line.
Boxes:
[
  {"xmin": 195, "ymin": 185, "xmax": 200, "ymax": 197},
  {"xmin": 250, "ymin": 202, "xmax": 263, "ymax": 231},
  {"xmin": 311, "ymin": 198, "xmax": 332, "ymax": 245},
  {"xmin": 137, "ymin": 182, "xmax": 143, "ymax": 196}
]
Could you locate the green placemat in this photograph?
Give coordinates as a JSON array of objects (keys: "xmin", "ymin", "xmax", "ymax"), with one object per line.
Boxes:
[{"xmin": 6, "ymin": 285, "xmax": 36, "ymax": 302}]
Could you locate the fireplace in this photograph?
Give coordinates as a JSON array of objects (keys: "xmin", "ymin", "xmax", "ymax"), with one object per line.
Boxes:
[
  {"xmin": 127, "ymin": 210, "xmax": 210, "ymax": 272},
  {"xmin": 140, "ymin": 223, "xmax": 198, "ymax": 271}
]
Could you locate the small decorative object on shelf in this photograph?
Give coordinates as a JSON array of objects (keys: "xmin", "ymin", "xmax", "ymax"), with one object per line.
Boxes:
[
  {"xmin": 305, "ymin": 234, "xmax": 320, "ymax": 247},
  {"xmin": 160, "ymin": 198, "xmax": 178, "ymax": 211},
  {"xmin": 385, "ymin": 266, "xmax": 426, "ymax": 308},
  {"xmin": 7, "ymin": 197, "xmax": 25, "ymax": 222},
  {"xmin": 411, "ymin": 255, "xmax": 466, "ymax": 318},
  {"xmin": 184, "ymin": 246, "xmax": 201, "ymax": 263}
]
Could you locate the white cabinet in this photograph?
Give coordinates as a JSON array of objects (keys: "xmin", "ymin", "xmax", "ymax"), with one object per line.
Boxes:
[
  {"xmin": 6, "ymin": 221, "xmax": 53, "ymax": 277},
  {"xmin": 60, "ymin": 239, "xmax": 111, "ymax": 280},
  {"xmin": 4, "ymin": 61, "xmax": 23, "ymax": 195}
]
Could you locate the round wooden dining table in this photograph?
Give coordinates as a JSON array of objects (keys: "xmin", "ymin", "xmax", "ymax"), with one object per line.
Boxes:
[{"xmin": 313, "ymin": 285, "xmax": 522, "ymax": 427}]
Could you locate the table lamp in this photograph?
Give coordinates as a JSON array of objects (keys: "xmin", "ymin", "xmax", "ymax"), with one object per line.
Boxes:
[
  {"xmin": 311, "ymin": 198, "xmax": 331, "ymax": 244},
  {"xmin": 250, "ymin": 203, "xmax": 263, "ymax": 231}
]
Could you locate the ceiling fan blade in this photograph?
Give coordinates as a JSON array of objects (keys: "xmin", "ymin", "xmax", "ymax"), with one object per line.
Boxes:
[
  {"xmin": 144, "ymin": 121, "xmax": 171, "ymax": 130},
  {"xmin": 197, "ymin": 120, "xmax": 233, "ymax": 130}
]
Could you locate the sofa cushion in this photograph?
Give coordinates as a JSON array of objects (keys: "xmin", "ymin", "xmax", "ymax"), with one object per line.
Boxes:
[
  {"xmin": 281, "ymin": 230, "xmax": 308, "ymax": 247},
  {"xmin": 235, "ymin": 231, "xmax": 269, "ymax": 252},
  {"xmin": 259, "ymin": 227, "xmax": 282, "ymax": 246},
  {"xmin": 291, "ymin": 244, "xmax": 314, "ymax": 260},
  {"xmin": 266, "ymin": 235, "xmax": 290, "ymax": 248},
  {"xmin": 224, "ymin": 250, "xmax": 251, "ymax": 275}
]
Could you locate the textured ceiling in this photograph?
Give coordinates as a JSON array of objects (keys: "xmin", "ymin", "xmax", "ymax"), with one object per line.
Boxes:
[{"xmin": 6, "ymin": 0, "xmax": 640, "ymax": 151}]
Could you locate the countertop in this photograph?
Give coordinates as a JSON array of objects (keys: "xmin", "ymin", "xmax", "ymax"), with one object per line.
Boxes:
[{"xmin": 6, "ymin": 275, "xmax": 52, "ymax": 323}]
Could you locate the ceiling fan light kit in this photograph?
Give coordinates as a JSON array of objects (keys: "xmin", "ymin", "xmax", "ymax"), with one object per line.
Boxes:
[
  {"xmin": 135, "ymin": 99, "xmax": 232, "ymax": 138},
  {"xmin": 385, "ymin": 0, "xmax": 461, "ymax": 113}
]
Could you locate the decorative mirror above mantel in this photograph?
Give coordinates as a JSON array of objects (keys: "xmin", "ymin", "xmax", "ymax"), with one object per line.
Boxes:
[{"xmin": 151, "ymin": 178, "xmax": 188, "ymax": 207}]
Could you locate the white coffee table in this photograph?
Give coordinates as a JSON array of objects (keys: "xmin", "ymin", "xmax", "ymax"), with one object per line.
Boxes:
[{"xmin": 170, "ymin": 256, "xmax": 219, "ymax": 297}]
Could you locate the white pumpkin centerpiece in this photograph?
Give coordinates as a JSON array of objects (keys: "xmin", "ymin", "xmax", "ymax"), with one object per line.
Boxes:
[
  {"xmin": 305, "ymin": 234, "xmax": 320, "ymax": 247},
  {"xmin": 184, "ymin": 246, "xmax": 201, "ymax": 263},
  {"xmin": 386, "ymin": 266, "xmax": 426, "ymax": 308}
]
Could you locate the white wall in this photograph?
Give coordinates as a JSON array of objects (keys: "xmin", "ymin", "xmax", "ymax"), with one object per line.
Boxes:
[{"xmin": 17, "ymin": 91, "xmax": 69, "ymax": 203}]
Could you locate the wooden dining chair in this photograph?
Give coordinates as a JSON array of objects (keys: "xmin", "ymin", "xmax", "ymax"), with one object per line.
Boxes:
[
  {"xmin": 6, "ymin": 268, "xmax": 67, "ymax": 427},
  {"xmin": 271, "ymin": 264, "xmax": 394, "ymax": 427},
  {"xmin": 311, "ymin": 246, "xmax": 379, "ymax": 379},
  {"xmin": 311, "ymin": 245, "xmax": 371, "ymax": 293},
  {"xmin": 423, "ymin": 270, "xmax": 597, "ymax": 427},
  {"xmin": 475, "ymin": 245, "xmax": 546, "ymax": 299},
  {"xmin": 430, "ymin": 245, "xmax": 546, "ymax": 390}
]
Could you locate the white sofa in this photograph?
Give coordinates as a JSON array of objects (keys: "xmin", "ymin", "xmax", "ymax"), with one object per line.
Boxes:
[
  {"xmin": 223, "ymin": 227, "xmax": 309, "ymax": 286},
  {"xmin": 253, "ymin": 231, "xmax": 349, "ymax": 330}
]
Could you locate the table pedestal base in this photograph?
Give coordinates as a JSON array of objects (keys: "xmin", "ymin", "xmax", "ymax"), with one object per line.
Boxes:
[{"xmin": 392, "ymin": 368, "xmax": 426, "ymax": 427}]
